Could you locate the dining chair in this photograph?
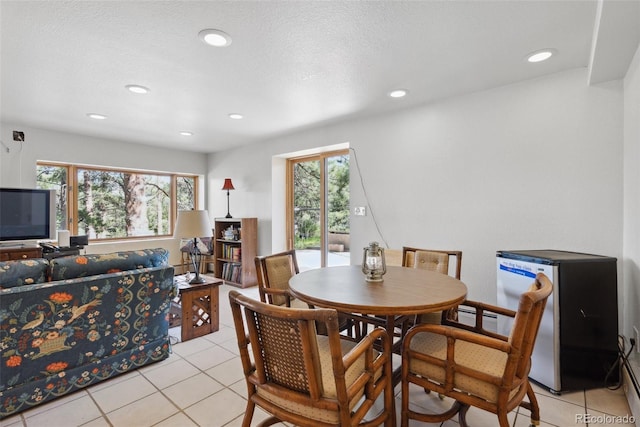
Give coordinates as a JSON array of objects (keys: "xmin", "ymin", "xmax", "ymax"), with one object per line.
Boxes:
[
  {"xmin": 255, "ymin": 249, "xmax": 361, "ymax": 337},
  {"xmin": 228, "ymin": 290, "xmax": 396, "ymax": 427},
  {"xmin": 400, "ymin": 272, "xmax": 553, "ymax": 427},
  {"xmin": 384, "ymin": 248, "xmax": 404, "ymax": 266},
  {"xmin": 402, "ymin": 246, "xmax": 462, "ymax": 324},
  {"xmin": 402, "ymin": 247, "xmax": 462, "ymax": 279},
  {"xmin": 254, "ymin": 249, "xmax": 305, "ymax": 307}
]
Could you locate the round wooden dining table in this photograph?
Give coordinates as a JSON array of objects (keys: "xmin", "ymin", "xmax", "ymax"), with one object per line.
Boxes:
[
  {"xmin": 289, "ymin": 265, "xmax": 468, "ymax": 386},
  {"xmin": 288, "ymin": 265, "xmax": 467, "ymax": 317}
]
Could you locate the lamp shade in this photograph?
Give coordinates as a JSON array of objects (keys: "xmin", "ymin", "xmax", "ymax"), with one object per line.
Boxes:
[
  {"xmin": 174, "ymin": 210, "xmax": 213, "ymax": 239},
  {"xmin": 221, "ymin": 178, "xmax": 235, "ymax": 191}
]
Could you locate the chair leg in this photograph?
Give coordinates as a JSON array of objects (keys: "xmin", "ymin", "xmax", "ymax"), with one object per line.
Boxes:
[
  {"xmin": 457, "ymin": 403, "xmax": 470, "ymax": 427},
  {"xmin": 497, "ymin": 411, "xmax": 511, "ymax": 427},
  {"xmin": 521, "ymin": 382, "xmax": 541, "ymax": 426},
  {"xmin": 242, "ymin": 400, "xmax": 255, "ymax": 427}
]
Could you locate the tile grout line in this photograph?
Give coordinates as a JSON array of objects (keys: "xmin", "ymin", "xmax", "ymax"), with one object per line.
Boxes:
[
  {"xmin": 146, "ymin": 337, "xmax": 247, "ymax": 427},
  {"xmin": 138, "ymin": 364, "xmax": 200, "ymax": 427},
  {"xmin": 82, "ymin": 388, "xmax": 113, "ymax": 427}
]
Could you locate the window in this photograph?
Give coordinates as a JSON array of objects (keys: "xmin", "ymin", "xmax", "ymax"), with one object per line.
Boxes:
[
  {"xmin": 36, "ymin": 164, "xmax": 69, "ymax": 233},
  {"xmin": 176, "ymin": 176, "xmax": 196, "ymax": 211},
  {"xmin": 36, "ymin": 162, "xmax": 198, "ymax": 241},
  {"xmin": 287, "ymin": 150, "xmax": 350, "ymax": 269}
]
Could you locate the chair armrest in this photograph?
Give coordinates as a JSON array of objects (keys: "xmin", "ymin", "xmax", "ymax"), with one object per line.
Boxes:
[
  {"xmin": 442, "ymin": 299, "xmax": 515, "ymax": 341},
  {"xmin": 260, "ymin": 287, "xmax": 293, "ymax": 306},
  {"xmin": 405, "ymin": 323, "xmax": 512, "ymax": 354},
  {"xmin": 342, "ymin": 327, "xmax": 390, "ymax": 369},
  {"xmin": 339, "ymin": 327, "xmax": 391, "ymax": 402},
  {"xmin": 462, "ymin": 299, "xmax": 517, "ymax": 318}
]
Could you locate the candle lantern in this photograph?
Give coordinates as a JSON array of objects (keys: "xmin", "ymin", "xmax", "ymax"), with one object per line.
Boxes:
[{"xmin": 362, "ymin": 241, "xmax": 386, "ymax": 282}]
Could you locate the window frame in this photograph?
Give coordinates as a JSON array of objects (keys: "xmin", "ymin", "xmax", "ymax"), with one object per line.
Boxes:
[
  {"xmin": 37, "ymin": 161, "xmax": 200, "ymax": 242},
  {"xmin": 286, "ymin": 148, "xmax": 349, "ymax": 267}
]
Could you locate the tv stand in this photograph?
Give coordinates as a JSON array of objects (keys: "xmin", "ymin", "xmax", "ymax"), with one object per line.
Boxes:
[
  {"xmin": 43, "ymin": 247, "xmax": 81, "ymax": 260},
  {"xmin": 0, "ymin": 245, "xmax": 43, "ymax": 261}
]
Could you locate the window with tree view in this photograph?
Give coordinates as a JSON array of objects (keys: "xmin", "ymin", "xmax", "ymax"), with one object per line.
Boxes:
[
  {"xmin": 36, "ymin": 164, "xmax": 69, "ymax": 232},
  {"xmin": 289, "ymin": 151, "xmax": 349, "ymax": 269},
  {"xmin": 36, "ymin": 163, "xmax": 198, "ymax": 240},
  {"xmin": 176, "ymin": 176, "xmax": 196, "ymax": 211}
]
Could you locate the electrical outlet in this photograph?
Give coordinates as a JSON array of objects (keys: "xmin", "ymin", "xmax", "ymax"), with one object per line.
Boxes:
[
  {"xmin": 354, "ymin": 206, "xmax": 366, "ymax": 216},
  {"xmin": 634, "ymin": 326, "xmax": 640, "ymax": 353}
]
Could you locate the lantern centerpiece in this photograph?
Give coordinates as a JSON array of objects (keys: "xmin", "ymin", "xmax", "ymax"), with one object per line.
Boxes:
[{"xmin": 362, "ymin": 241, "xmax": 386, "ymax": 282}]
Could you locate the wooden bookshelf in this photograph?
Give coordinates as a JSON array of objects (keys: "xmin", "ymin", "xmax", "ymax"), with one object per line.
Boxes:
[{"xmin": 213, "ymin": 217, "xmax": 257, "ymax": 288}]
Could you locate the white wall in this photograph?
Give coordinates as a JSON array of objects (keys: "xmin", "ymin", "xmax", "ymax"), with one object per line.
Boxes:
[
  {"xmin": 207, "ymin": 68, "xmax": 624, "ymax": 303},
  {"xmin": 623, "ymin": 44, "xmax": 640, "ymax": 342},
  {"xmin": 0, "ymin": 124, "xmax": 209, "ymax": 266},
  {"xmin": 622, "ymin": 40, "xmax": 640, "ymax": 424},
  {"xmin": 0, "ymin": 67, "xmax": 627, "ymax": 306}
]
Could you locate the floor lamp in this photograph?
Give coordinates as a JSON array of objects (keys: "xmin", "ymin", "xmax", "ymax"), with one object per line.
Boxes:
[
  {"xmin": 174, "ymin": 210, "xmax": 213, "ymax": 284},
  {"xmin": 221, "ymin": 178, "xmax": 234, "ymax": 218}
]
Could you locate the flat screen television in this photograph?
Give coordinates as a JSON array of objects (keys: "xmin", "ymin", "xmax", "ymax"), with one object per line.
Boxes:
[{"xmin": 0, "ymin": 188, "xmax": 57, "ymax": 243}]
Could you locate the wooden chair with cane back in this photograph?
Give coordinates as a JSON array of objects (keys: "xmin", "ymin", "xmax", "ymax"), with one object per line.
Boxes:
[
  {"xmin": 254, "ymin": 249, "xmax": 306, "ymax": 308},
  {"xmin": 255, "ymin": 249, "xmax": 362, "ymax": 338},
  {"xmin": 402, "ymin": 246, "xmax": 463, "ymax": 324},
  {"xmin": 400, "ymin": 272, "xmax": 553, "ymax": 427},
  {"xmin": 228, "ymin": 290, "xmax": 396, "ymax": 427}
]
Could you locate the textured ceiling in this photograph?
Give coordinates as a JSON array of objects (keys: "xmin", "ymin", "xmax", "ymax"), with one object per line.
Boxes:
[{"xmin": 1, "ymin": 1, "xmax": 638, "ymax": 153}]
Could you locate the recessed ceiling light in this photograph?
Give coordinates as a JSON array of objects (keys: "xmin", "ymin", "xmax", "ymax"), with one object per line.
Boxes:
[
  {"xmin": 87, "ymin": 113, "xmax": 107, "ymax": 120},
  {"xmin": 198, "ymin": 29, "xmax": 232, "ymax": 47},
  {"xmin": 228, "ymin": 113, "xmax": 243, "ymax": 120},
  {"xmin": 125, "ymin": 84, "xmax": 150, "ymax": 94},
  {"xmin": 179, "ymin": 131, "xmax": 193, "ymax": 136},
  {"xmin": 526, "ymin": 49, "xmax": 556, "ymax": 63},
  {"xmin": 389, "ymin": 89, "xmax": 408, "ymax": 98}
]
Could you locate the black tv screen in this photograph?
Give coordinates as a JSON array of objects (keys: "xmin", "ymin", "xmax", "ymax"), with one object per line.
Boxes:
[{"xmin": 0, "ymin": 188, "xmax": 56, "ymax": 242}]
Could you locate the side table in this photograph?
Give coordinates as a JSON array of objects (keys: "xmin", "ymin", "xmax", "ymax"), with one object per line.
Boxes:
[{"xmin": 172, "ymin": 274, "xmax": 223, "ymax": 342}]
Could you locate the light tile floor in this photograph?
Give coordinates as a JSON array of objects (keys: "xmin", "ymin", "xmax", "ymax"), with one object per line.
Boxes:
[{"xmin": 1, "ymin": 284, "xmax": 635, "ymax": 427}]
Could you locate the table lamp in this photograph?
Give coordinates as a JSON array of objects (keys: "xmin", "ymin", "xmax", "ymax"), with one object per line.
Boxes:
[
  {"xmin": 221, "ymin": 178, "xmax": 235, "ymax": 218},
  {"xmin": 174, "ymin": 210, "xmax": 213, "ymax": 284}
]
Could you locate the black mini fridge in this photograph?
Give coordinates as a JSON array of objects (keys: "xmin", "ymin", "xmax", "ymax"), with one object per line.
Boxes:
[{"xmin": 497, "ymin": 250, "xmax": 618, "ymax": 393}]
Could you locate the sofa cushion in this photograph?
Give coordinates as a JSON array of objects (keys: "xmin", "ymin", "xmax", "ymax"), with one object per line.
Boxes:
[
  {"xmin": 0, "ymin": 258, "xmax": 49, "ymax": 289},
  {"xmin": 49, "ymin": 248, "xmax": 169, "ymax": 281}
]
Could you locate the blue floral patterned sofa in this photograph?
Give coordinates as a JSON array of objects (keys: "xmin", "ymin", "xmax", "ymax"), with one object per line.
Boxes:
[{"xmin": 0, "ymin": 248, "xmax": 175, "ymax": 419}]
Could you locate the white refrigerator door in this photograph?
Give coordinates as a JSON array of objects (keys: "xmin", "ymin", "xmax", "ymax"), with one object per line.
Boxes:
[{"xmin": 497, "ymin": 257, "xmax": 559, "ymax": 392}]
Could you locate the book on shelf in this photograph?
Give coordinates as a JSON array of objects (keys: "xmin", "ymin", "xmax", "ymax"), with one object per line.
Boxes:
[
  {"xmin": 221, "ymin": 262, "xmax": 242, "ymax": 283},
  {"xmin": 221, "ymin": 243, "xmax": 242, "ymax": 260}
]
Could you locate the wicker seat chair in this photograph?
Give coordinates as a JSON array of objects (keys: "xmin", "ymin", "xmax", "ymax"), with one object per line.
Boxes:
[
  {"xmin": 229, "ymin": 290, "xmax": 396, "ymax": 427},
  {"xmin": 255, "ymin": 249, "xmax": 361, "ymax": 337},
  {"xmin": 402, "ymin": 247, "xmax": 462, "ymax": 279},
  {"xmin": 254, "ymin": 249, "xmax": 305, "ymax": 308},
  {"xmin": 400, "ymin": 272, "xmax": 553, "ymax": 427},
  {"xmin": 402, "ymin": 247, "xmax": 463, "ymax": 324}
]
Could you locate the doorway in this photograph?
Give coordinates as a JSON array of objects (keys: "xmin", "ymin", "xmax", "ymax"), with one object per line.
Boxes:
[{"xmin": 287, "ymin": 150, "xmax": 350, "ymax": 271}]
